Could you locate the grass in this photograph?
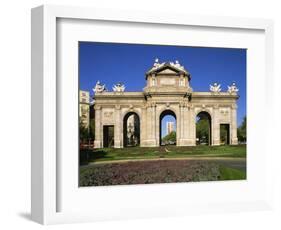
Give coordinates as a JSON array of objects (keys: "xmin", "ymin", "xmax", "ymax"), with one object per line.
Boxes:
[
  {"xmin": 80, "ymin": 145, "xmax": 246, "ymax": 165},
  {"xmin": 219, "ymin": 166, "xmax": 246, "ymax": 180}
]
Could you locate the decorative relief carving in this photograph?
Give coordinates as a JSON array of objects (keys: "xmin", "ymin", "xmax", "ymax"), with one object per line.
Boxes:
[
  {"xmin": 104, "ymin": 111, "xmax": 113, "ymax": 118},
  {"xmin": 220, "ymin": 108, "xmax": 229, "ymax": 116},
  {"xmin": 160, "ymin": 78, "xmax": 176, "ymax": 85},
  {"xmin": 102, "ymin": 109, "xmax": 115, "ymax": 123}
]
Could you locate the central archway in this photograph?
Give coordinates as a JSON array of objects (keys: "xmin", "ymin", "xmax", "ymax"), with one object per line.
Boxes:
[
  {"xmin": 159, "ymin": 110, "xmax": 177, "ymax": 146},
  {"xmin": 196, "ymin": 111, "xmax": 212, "ymax": 145},
  {"xmin": 123, "ymin": 112, "xmax": 140, "ymax": 147}
]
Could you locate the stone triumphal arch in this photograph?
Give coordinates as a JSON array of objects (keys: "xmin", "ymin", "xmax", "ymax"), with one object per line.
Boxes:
[{"xmin": 93, "ymin": 59, "xmax": 239, "ymax": 148}]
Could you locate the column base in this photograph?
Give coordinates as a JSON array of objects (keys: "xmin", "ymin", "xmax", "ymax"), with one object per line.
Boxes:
[
  {"xmin": 94, "ymin": 140, "xmax": 102, "ymax": 148},
  {"xmin": 231, "ymin": 138, "xmax": 238, "ymax": 145},
  {"xmin": 212, "ymin": 139, "xmax": 220, "ymax": 146},
  {"xmin": 141, "ymin": 139, "xmax": 157, "ymax": 147},
  {"xmin": 114, "ymin": 140, "xmax": 122, "ymax": 148},
  {"xmin": 177, "ymin": 139, "xmax": 196, "ymax": 146}
]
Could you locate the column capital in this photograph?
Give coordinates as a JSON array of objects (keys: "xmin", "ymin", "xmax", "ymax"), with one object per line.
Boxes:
[
  {"xmin": 214, "ymin": 104, "xmax": 219, "ymax": 109},
  {"xmin": 94, "ymin": 105, "xmax": 101, "ymax": 110}
]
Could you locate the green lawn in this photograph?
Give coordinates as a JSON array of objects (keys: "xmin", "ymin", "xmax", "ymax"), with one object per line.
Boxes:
[
  {"xmin": 80, "ymin": 145, "xmax": 246, "ymax": 164},
  {"xmin": 219, "ymin": 166, "xmax": 246, "ymax": 180}
]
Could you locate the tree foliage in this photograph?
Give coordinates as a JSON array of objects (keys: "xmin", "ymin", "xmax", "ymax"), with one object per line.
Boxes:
[
  {"xmin": 162, "ymin": 131, "xmax": 176, "ymax": 143},
  {"xmin": 220, "ymin": 125, "xmax": 228, "ymax": 144},
  {"xmin": 237, "ymin": 116, "xmax": 247, "ymax": 143},
  {"xmin": 196, "ymin": 119, "xmax": 210, "ymax": 144},
  {"xmin": 79, "ymin": 120, "xmax": 89, "ymax": 142}
]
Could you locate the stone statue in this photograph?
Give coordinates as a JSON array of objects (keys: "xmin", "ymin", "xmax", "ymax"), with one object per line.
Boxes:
[
  {"xmin": 170, "ymin": 60, "xmax": 185, "ymax": 71},
  {"xmin": 112, "ymin": 83, "xmax": 125, "ymax": 92},
  {"xmin": 93, "ymin": 81, "xmax": 106, "ymax": 93},
  {"xmin": 227, "ymin": 82, "xmax": 239, "ymax": 94},
  {"xmin": 210, "ymin": 82, "xmax": 221, "ymax": 93},
  {"xmin": 153, "ymin": 58, "xmax": 163, "ymax": 68}
]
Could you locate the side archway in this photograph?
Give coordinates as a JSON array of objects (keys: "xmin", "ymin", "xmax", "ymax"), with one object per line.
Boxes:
[
  {"xmin": 123, "ymin": 112, "xmax": 140, "ymax": 147},
  {"xmin": 196, "ymin": 111, "xmax": 212, "ymax": 146}
]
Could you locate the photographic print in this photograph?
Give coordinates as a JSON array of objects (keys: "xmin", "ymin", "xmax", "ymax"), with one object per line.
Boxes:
[{"xmin": 79, "ymin": 42, "xmax": 246, "ymax": 187}]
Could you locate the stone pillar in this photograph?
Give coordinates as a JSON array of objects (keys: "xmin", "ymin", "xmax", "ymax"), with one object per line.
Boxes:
[
  {"xmin": 151, "ymin": 103, "xmax": 157, "ymax": 146},
  {"xmin": 140, "ymin": 105, "xmax": 147, "ymax": 147},
  {"xmin": 175, "ymin": 105, "xmax": 180, "ymax": 145},
  {"xmin": 180, "ymin": 104, "xmax": 183, "ymax": 139},
  {"xmin": 146, "ymin": 104, "xmax": 152, "ymax": 140},
  {"xmin": 114, "ymin": 105, "xmax": 121, "ymax": 148},
  {"xmin": 155, "ymin": 105, "xmax": 160, "ymax": 146},
  {"xmin": 178, "ymin": 103, "xmax": 184, "ymax": 146},
  {"xmin": 212, "ymin": 105, "xmax": 220, "ymax": 146},
  {"xmin": 179, "ymin": 102, "xmax": 193, "ymax": 146},
  {"xmin": 189, "ymin": 105, "xmax": 196, "ymax": 146},
  {"xmin": 94, "ymin": 105, "xmax": 102, "ymax": 148},
  {"xmin": 231, "ymin": 104, "xmax": 238, "ymax": 145}
]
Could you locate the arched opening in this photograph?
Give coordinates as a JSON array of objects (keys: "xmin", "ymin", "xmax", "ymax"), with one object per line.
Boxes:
[
  {"xmin": 196, "ymin": 111, "xmax": 212, "ymax": 146},
  {"xmin": 159, "ymin": 110, "xmax": 176, "ymax": 146},
  {"xmin": 123, "ymin": 112, "xmax": 140, "ymax": 147},
  {"xmin": 220, "ymin": 124, "xmax": 230, "ymax": 145}
]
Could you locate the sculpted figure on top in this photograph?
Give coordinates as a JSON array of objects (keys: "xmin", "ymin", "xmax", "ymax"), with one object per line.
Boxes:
[
  {"xmin": 227, "ymin": 82, "xmax": 239, "ymax": 94},
  {"xmin": 113, "ymin": 83, "xmax": 125, "ymax": 92},
  {"xmin": 93, "ymin": 81, "xmax": 106, "ymax": 93},
  {"xmin": 210, "ymin": 82, "xmax": 222, "ymax": 93}
]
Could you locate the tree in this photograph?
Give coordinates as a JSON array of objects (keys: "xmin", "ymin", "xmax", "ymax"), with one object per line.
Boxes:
[
  {"xmin": 196, "ymin": 119, "xmax": 210, "ymax": 144},
  {"xmin": 79, "ymin": 120, "xmax": 89, "ymax": 142},
  {"xmin": 89, "ymin": 118, "xmax": 95, "ymax": 140},
  {"xmin": 220, "ymin": 125, "xmax": 228, "ymax": 144},
  {"xmin": 237, "ymin": 116, "xmax": 246, "ymax": 143},
  {"xmin": 162, "ymin": 131, "xmax": 176, "ymax": 144}
]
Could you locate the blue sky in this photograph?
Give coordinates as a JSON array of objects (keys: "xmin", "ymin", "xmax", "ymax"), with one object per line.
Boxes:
[{"xmin": 79, "ymin": 42, "xmax": 246, "ymax": 136}]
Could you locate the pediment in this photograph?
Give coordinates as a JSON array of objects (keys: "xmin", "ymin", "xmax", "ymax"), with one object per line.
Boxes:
[
  {"xmin": 157, "ymin": 67, "xmax": 179, "ymax": 75},
  {"xmin": 145, "ymin": 61, "xmax": 191, "ymax": 80}
]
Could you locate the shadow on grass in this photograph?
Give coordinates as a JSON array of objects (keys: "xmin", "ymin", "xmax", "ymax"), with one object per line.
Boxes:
[{"xmin": 80, "ymin": 149, "xmax": 108, "ymax": 165}]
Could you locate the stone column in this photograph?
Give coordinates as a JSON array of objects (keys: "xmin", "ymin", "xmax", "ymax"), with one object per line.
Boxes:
[
  {"xmin": 114, "ymin": 105, "xmax": 121, "ymax": 148},
  {"xmin": 180, "ymin": 103, "xmax": 184, "ymax": 139},
  {"xmin": 179, "ymin": 102, "xmax": 192, "ymax": 146},
  {"xmin": 94, "ymin": 105, "xmax": 102, "ymax": 148},
  {"xmin": 189, "ymin": 105, "xmax": 196, "ymax": 146},
  {"xmin": 151, "ymin": 103, "xmax": 157, "ymax": 146},
  {"xmin": 212, "ymin": 105, "xmax": 220, "ymax": 146},
  {"xmin": 177, "ymin": 103, "xmax": 183, "ymax": 145},
  {"xmin": 231, "ymin": 104, "xmax": 238, "ymax": 145},
  {"xmin": 146, "ymin": 104, "xmax": 152, "ymax": 140},
  {"xmin": 155, "ymin": 105, "xmax": 160, "ymax": 146},
  {"xmin": 140, "ymin": 105, "xmax": 147, "ymax": 147}
]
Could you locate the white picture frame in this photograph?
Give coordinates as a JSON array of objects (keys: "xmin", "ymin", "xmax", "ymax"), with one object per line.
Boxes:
[{"xmin": 31, "ymin": 5, "xmax": 274, "ymax": 225}]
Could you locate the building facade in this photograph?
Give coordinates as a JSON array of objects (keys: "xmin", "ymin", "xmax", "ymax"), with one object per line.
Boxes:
[
  {"xmin": 93, "ymin": 60, "xmax": 239, "ymax": 148},
  {"xmin": 166, "ymin": 122, "xmax": 175, "ymax": 135},
  {"xmin": 79, "ymin": 90, "xmax": 90, "ymax": 129}
]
